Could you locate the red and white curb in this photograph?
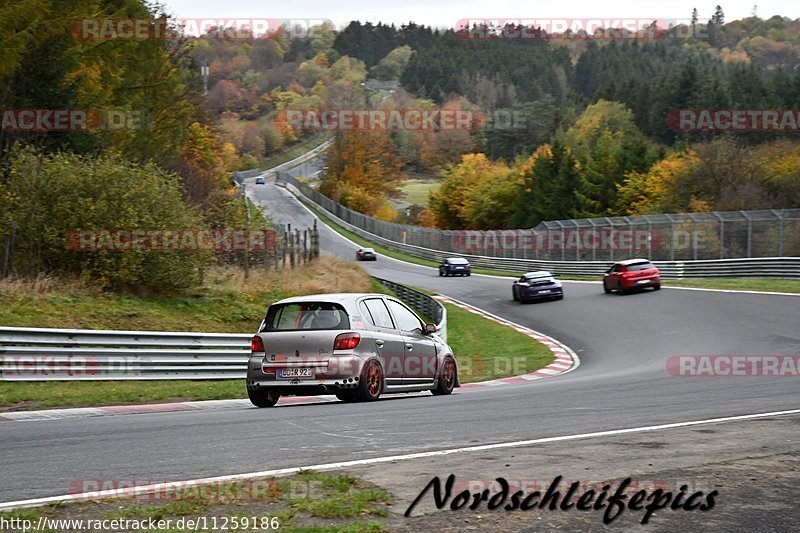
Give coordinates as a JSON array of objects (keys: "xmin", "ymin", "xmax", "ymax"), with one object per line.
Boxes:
[
  {"xmin": 434, "ymin": 295, "xmax": 579, "ymax": 389},
  {"xmin": 0, "ymin": 299, "xmax": 578, "ymax": 423}
]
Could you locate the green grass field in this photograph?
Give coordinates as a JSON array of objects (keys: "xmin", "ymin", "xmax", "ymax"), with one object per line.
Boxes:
[{"xmin": 399, "ymin": 180, "xmax": 439, "ymax": 206}]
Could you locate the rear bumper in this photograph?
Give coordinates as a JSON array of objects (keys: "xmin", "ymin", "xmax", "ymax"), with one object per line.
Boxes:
[
  {"xmin": 520, "ymin": 288, "xmax": 563, "ymax": 300},
  {"xmin": 248, "ymin": 354, "xmax": 366, "ymax": 381},
  {"xmin": 247, "ymin": 377, "xmax": 359, "ymax": 393},
  {"xmin": 621, "ymin": 277, "xmax": 660, "ymax": 288}
]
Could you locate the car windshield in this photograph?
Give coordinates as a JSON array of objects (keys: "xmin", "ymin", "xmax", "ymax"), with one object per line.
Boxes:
[
  {"xmin": 262, "ymin": 303, "xmax": 349, "ymax": 331},
  {"xmin": 627, "ymin": 262, "xmax": 655, "ymax": 271}
]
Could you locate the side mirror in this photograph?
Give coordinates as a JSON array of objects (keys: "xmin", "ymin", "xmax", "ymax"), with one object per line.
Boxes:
[
  {"xmin": 424, "ymin": 323, "xmax": 438, "ymax": 335},
  {"xmin": 604, "ymin": 268, "xmax": 611, "ymax": 274}
]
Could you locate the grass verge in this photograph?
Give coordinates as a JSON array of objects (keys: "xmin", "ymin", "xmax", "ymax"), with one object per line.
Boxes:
[
  {"xmin": 0, "ymin": 258, "xmax": 372, "ymax": 332},
  {"xmin": 259, "ymin": 133, "xmax": 330, "ymax": 171},
  {"xmin": 0, "ymin": 470, "xmax": 390, "ymax": 532},
  {"xmin": 371, "ymin": 279, "xmax": 554, "ymax": 383},
  {"xmin": 0, "ymin": 275, "xmax": 555, "ymax": 411},
  {"xmin": 662, "ymin": 277, "xmax": 800, "ymax": 294}
]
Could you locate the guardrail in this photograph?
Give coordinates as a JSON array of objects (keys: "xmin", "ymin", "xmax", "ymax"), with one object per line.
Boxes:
[
  {"xmin": 234, "ymin": 139, "xmax": 333, "ymax": 186},
  {"xmin": 373, "ymin": 277, "xmax": 447, "ymax": 342},
  {"xmin": 0, "ymin": 277, "xmax": 448, "ymax": 381},
  {"xmin": 0, "ymin": 327, "xmax": 251, "ymax": 381},
  {"xmin": 278, "ymin": 175, "xmax": 800, "ymax": 279}
]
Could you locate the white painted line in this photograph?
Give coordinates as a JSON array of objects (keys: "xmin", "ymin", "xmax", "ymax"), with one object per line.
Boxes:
[
  {"xmin": 3, "ymin": 407, "xmax": 799, "ymax": 512},
  {"xmin": 661, "ymin": 285, "xmax": 800, "ymax": 297},
  {"xmin": 0, "ymin": 408, "xmax": 106, "ymax": 421}
]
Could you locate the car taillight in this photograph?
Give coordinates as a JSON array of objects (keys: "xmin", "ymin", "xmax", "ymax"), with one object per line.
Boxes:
[
  {"xmin": 251, "ymin": 335, "xmax": 265, "ymax": 353},
  {"xmin": 333, "ymin": 332, "xmax": 360, "ymax": 350}
]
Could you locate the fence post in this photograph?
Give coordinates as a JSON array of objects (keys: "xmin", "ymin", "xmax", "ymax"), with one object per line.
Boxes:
[{"xmin": 2, "ymin": 221, "xmax": 15, "ymax": 279}]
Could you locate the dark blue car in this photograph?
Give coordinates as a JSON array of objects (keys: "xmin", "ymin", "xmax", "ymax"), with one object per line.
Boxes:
[
  {"xmin": 512, "ymin": 271, "xmax": 564, "ymax": 303},
  {"xmin": 439, "ymin": 257, "xmax": 471, "ymax": 277}
]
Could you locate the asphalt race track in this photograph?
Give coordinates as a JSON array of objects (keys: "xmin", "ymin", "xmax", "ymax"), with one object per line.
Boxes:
[{"xmin": 0, "ymin": 176, "xmax": 798, "ymax": 506}]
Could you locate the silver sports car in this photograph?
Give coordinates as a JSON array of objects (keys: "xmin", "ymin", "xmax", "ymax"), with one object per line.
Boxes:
[{"xmin": 246, "ymin": 293, "xmax": 459, "ymax": 407}]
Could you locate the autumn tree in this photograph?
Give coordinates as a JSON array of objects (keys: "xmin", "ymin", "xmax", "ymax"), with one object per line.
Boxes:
[{"xmin": 320, "ymin": 131, "xmax": 405, "ymax": 219}]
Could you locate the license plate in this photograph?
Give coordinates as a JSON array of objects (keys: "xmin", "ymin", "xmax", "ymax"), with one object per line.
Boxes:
[
  {"xmin": 538, "ymin": 290, "xmax": 551, "ymax": 294},
  {"xmin": 278, "ymin": 368, "xmax": 314, "ymax": 379},
  {"xmin": 637, "ymin": 279, "xmax": 651, "ymax": 284}
]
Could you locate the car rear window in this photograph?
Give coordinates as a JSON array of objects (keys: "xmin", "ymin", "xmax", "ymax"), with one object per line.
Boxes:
[
  {"xmin": 526, "ymin": 276, "xmax": 555, "ymax": 285},
  {"xmin": 448, "ymin": 258, "xmax": 469, "ymax": 264},
  {"xmin": 627, "ymin": 262, "xmax": 655, "ymax": 271},
  {"xmin": 262, "ymin": 303, "xmax": 349, "ymax": 331}
]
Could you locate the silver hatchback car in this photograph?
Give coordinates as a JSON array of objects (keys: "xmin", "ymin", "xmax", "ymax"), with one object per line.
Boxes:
[{"xmin": 246, "ymin": 293, "xmax": 459, "ymax": 407}]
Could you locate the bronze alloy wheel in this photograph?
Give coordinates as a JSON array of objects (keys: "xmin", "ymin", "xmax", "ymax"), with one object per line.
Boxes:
[
  {"xmin": 433, "ymin": 356, "xmax": 456, "ymax": 395},
  {"xmin": 356, "ymin": 359, "xmax": 383, "ymax": 401}
]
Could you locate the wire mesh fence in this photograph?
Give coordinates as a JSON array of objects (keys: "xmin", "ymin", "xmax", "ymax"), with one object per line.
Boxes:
[{"xmin": 278, "ymin": 172, "xmax": 800, "ymax": 262}]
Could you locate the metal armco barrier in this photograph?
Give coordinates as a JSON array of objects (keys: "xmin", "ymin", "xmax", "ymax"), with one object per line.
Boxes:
[
  {"xmin": 278, "ymin": 175, "xmax": 800, "ymax": 279},
  {"xmin": 374, "ymin": 277, "xmax": 447, "ymax": 342},
  {"xmin": 234, "ymin": 139, "xmax": 333, "ymax": 186},
  {"xmin": 0, "ymin": 276, "xmax": 448, "ymax": 381},
  {"xmin": 0, "ymin": 327, "xmax": 251, "ymax": 381}
]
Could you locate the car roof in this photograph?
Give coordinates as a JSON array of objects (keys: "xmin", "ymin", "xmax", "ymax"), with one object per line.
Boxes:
[
  {"xmin": 615, "ymin": 258, "xmax": 652, "ymax": 265},
  {"xmin": 272, "ymin": 293, "xmax": 392, "ymax": 306},
  {"xmin": 522, "ymin": 270, "xmax": 553, "ymax": 278},
  {"xmin": 359, "ymin": 247, "xmax": 375, "ymax": 251}
]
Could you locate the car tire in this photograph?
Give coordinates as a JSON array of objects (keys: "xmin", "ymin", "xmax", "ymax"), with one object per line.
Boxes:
[
  {"xmin": 555, "ymin": 295, "xmax": 564, "ymax": 300},
  {"xmin": 603, "ymin": 280, "xmax": 611, "ymax": 294},
  {"xmin": 653, "ymin": 284, "xmax": 661, "ymax": 291},
  {"xmin": 618, "ymin": 285, "xmax": 627, "ymax": 295},
  {"xmin": 466, "ymin": 273, "xmax": 471, "ymax": 276},
  {"xmin": 335, "ymin": 390, "xmax": 358, "ymax": 402},
  {"xmin": 512, "ymin": 287, "xmax": 519, "ymax": 301},
  {"xmin": 439, "ymin": 269, "xmax": 443, "ymax": 276},
  {"xmin": 355, "ymin": 359, "xmax": 383, "ymax": 402},
  {"xmin": 432, "ymin": 356, "xmax": 457, "ymax": 396},
  {"xmin": 248, "ymin": 387, "xmax": 280, "ymax": 408}
]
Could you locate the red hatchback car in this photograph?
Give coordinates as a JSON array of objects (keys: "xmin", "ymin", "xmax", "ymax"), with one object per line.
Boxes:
[{"xmin": 603, "ymin": 259, "xmax": 661, "ymax": 294}]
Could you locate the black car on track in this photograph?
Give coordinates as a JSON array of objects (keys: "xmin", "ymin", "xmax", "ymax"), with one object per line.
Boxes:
[{"xmin": 439, "ymin": 257, "xmax": 471, "ymax": 277}]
